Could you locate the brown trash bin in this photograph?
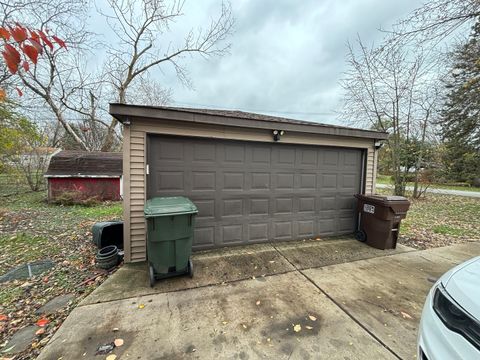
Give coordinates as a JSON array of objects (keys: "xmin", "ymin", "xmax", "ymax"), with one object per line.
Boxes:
[{"xmin": 354, "ymin": 194, "xmax": 410, "ymax": 250}]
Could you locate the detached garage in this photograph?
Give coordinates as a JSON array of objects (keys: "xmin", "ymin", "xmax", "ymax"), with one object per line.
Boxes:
[{"xmin": 110, "ymin": 104, "xmax": 388, "ymax": 263}]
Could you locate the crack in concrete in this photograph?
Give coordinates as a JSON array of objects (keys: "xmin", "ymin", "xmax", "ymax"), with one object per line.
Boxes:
[
  {"xmin": 78, "ymin": 243, "xmax": 420, "ymax": 309},
  {"xmin": 269, "ymin": 241, "xmax": 403, "ymax": 360}
]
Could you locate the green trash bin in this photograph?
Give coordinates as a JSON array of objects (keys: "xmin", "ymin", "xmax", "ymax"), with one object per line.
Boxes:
[{"xmin": 144, "ymin": 196, "xmax": 198, "ymax": 287}]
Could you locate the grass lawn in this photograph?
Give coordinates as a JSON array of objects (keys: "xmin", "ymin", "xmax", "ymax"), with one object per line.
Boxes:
[
  {"xmin": 377, "ymin": 187, "xmax": 480, "ymax": 249},
  {"xmin": 0, "ymin": 191, "xmax": 122, "ymax": 359},
  {"xmin": 376, "ymin": 174, "xmax": 480, "ymax": 193}
]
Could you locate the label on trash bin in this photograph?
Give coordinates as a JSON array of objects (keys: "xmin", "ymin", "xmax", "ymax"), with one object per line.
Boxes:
[{"xmin": 363, "ymin": 204, "xmax": 375, "ymax": 214}]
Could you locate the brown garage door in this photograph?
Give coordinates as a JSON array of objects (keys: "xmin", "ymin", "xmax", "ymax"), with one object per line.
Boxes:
[{"xmin": 147, "ymin": 135, "xmax": 363, "ymax": 250}]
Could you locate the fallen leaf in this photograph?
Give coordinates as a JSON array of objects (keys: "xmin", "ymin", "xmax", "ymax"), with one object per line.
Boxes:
[
  {"xmin": 0, "ymin": 314, "xmax": 7, "ymax": 321},
  {"xmin": 306, "ymin": 325, "xmax": 313, "ymax": 330},
  {"xmin": 222, "ymin": 321, "xmax": 228, "ymax": 325},
  {"xmin": 35, "ymin": 328, "xmax": 46, "ymax": 335},
  {"xmin": 112, "ymin": 328, "xmax": 119, "ymax": 332},
  {"xmin": 36, "ymin": 318, "xmax": 49, "ymax": 327},
  {"xmin": 400, "ymin": 311, "xmax": 412, "ymax": 320},
  {"xmin": 106, "ymin": 355, "xmax": 117, "ymax": 360},
  {"xmin": 256, "ymin": 300, "xmax": 261, "ymax": 306},
  {"xmin": 308, "ymin": 315, "xmax": 317, "ymax": 321},
  {"xmin": 293, "ymin": 324, "xmax": 301, "ymax": 332},
  {"xmin": 138, "ymin": 304, "xmax": 145, "ymax": 309},
  {"xmin": 242, "ymin": 324, "xmax": 247, "ymax": 329},
  {"xmin": 114, "ymin": 338, "xmax": 124, "ymax": 347}
]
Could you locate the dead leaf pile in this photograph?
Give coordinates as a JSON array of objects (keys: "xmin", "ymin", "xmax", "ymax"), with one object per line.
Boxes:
[{"xmin": 0, "ymin": 192, "xmax": 122, "ymax": 360}]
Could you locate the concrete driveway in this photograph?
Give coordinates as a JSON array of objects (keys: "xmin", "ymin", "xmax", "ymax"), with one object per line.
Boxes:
[{"xmin": 37, "ymin": 238, "xmax": 480, "ymax": 360}]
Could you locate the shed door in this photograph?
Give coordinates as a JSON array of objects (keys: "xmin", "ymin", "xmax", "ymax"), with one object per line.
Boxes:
[{"xmin": 147, "ymin": 135, "xmax": 363, "ymax": 250}]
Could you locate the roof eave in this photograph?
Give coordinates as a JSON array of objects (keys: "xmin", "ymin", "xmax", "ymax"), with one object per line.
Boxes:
[{"xmin": 109, "ymin": 103, "xmax": 389, "ymax": 140}]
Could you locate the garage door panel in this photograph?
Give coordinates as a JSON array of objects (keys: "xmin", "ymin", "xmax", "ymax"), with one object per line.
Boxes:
[
  {"xmin": 193, "ymin": 143, "xmax": 216, "ymax": 162},
  {"xmin": 300, "ymin": 149, "xmax": 318, "ymax": 167},
  {"xmin": 222, "ymin": 199, "xmax": 244, "ymax": 217},
  {"xmin": 223, "ymin": 172, "xmax": 245, "ymax": 190},
  {"xmin": 248, "ymin": 223, "xmax": 269, "ymax": 242},
  {"xmin": 275, "ymin": 173, "xmax": 295, "ymax": 190},
  {"xmin": 251, "ymin": 173, "xmax": 270, "ymax": 189},
  {"xmin": 274, "ymin": 148, "xmax": 296, "ymax": 167},
  {"xmin": 338, "ymin": 217, "xmax": 356, "ymax": 233},
  {"xmin": 299, "ymin": 173, "xmax": 317, "ymax": 190},
  {"xmin": 221, "ymin": 224, "xmax": 243, "ymax": 244},
  {"xmin": 318, "ymin": 219, "xmax": 336, "ymax": 235},
  {"xmin": 274, "ymin": 198, "xmax": 293, "ymax": 214},
  {"xmin": 341, "ymin": 174, "xmax": 358, "ymax": 189},
  {"xmin": 273, "ymin": 221, "xmax": 293, "ymax": 240},
  {"xmin": 319, "ymin": 196, "xmax": 336, "ymax": 211},
  {"xmin": 192, "ymin": 171, "xmax": 216, "ymax": 191},
  {"xmin": 249, "ymin": 198, "xmax": 269, "ymax": 215},
  {"xmin": 297, "ymin": 220, "xmax": 315, "ymax": 237},
  {"xmin": 194, "ymin": 200, "xmax": 215, "ymax": 219},
  {"xmin": 299, "ymin": 197, "xmax": 315, "ymax": 212},
  {"xmin": 148, "ymin": 135, "xmax": 362, "ymax": 249},
  {"xmin": 155, "ymin": 171, "xmax": 184, "ymax": 191},
  {"xmin": 252, "ymin": 146, "xmax": 272, "ymax": 165},
  {"xmin": 193, "ymin": 227, "xmax": 215, "ymax": 247}
]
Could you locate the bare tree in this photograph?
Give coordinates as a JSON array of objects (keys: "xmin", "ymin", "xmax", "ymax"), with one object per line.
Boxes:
[
  {"xmin": 99, "ymin": 0, "xmax": 234, "ymax": 151},
  {"xmin": 341, "ymin": 36, "xmax": 442, "ymax": 196},
  {"xmin": 0, "ymin": 0, "xmax": 104, "ymax": 151},
  {"xmin": 389, "ymin": 0, "xmax": 480, "ymax": 44}
]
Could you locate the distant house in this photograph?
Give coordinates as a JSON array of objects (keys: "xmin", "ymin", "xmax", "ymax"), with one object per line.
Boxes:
[{"xmin": 45, "ymin": 151, "xmax": 123, "ymax": 202}]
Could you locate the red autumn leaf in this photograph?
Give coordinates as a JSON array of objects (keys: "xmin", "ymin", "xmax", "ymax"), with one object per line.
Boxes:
[
  {"xmin": 10, "ymin": 25, "xmax": 28, "ymax": 43},
  {"xmin": 2, "ymin": 52, "xmax": 18, "ymax": 73},
  {"xmin": 22, "ymin": 44, "xmax": 39, "ymax": 64},
  {"xmin": 0, "ymin": 27, "xmax": 10, "ymax": 40},
  {"xmin": 22, "ymin": 60, "xmax": 29, "ymax": 72},
  {"xmin": 38, "ymin": 30, "xmax": 53, "ymax": 50},
  {"xmin": 16, "ymin": 87, "xmax": 23, "ymax": 97},
  {"xmin": 29, "ymin": 38, "xmax": 44, "ymax": 55},
  {"xmin": 0, "ymin": 89, "xmax": 6, "ymax": 101},
  {"xmin": 29, "ymin": 30, "xmax": 40, "ymax": 42},
  {"xmin": 52, "ymin": 35, "xmax": 66, "ymax": 49},
  {"xmin": 4, "ymin": 44, "xmax": 21, "ymax": 63},
  {"xmin": 36, "ymin": 318, "xmax": 49, "ymax": 327},
  {"xmin": 0, "ymin": 314, "xmax": 8, "ymax": 321},
  {"xmin": 2, "ymin": 44, "xmax": 21, "ymax": 74}
]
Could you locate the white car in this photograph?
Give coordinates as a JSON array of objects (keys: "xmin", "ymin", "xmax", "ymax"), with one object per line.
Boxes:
[{"xmin": 418, "ymin": 256, "xmax": 480, "ymax": 359}]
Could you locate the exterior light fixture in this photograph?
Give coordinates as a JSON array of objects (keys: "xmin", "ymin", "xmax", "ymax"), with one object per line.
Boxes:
[{"xmin": 273, "ymin": 130, "xmax": 285, "ymax": 142}]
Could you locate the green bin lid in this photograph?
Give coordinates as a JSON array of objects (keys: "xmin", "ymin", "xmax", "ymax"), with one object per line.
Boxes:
[{"xmin": 144, "ymin": 196, "xmax": 198, "ymax": 217}]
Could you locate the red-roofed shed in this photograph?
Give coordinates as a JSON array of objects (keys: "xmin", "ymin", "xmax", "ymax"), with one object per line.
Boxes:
[{"xmin": 45, "ymin": 151, "xmax": 123, "ymax": 202}]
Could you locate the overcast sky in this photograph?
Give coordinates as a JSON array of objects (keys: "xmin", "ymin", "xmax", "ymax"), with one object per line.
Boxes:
[{"xmin": 94, "ymin": 0, "xmax": 424, "ymax": 126}]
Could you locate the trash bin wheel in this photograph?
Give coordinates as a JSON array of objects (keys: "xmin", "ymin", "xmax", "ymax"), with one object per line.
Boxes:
[
  {"xmin": 188, "ymin": 258, "xmax": 194, "ymax": 278},
  {"xmin": 149, "ymin": 264, "xmax": 155, "ymax": 287},
  {"xmin": 355, "ymin": 230, "xmax": 367, "ymax": 242}
]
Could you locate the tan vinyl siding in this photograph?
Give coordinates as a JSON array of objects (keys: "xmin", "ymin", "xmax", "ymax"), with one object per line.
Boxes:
[
  {"xmin": 123, "ymin": 117, "xmax": 379, "ymax": 262},
  {"xmin": 365, "ymin": 147, "xmax": 375, "ymax": 195},
  {"xmin": 126, "ymin": 129, "xmax": 146, "ymax": 262}
]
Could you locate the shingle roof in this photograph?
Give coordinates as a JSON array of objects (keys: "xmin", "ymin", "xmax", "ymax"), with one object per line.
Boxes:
[
  {"xmin": 109, "ymin": 103, "xmax": 389, "ymax": 140},
  {"xmin": 45, "ymin": 151, "xmax": 122, "ymax": 177}
]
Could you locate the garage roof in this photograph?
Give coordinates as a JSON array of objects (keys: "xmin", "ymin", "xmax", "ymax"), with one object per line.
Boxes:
[
  {"xmin": 109, "ymin": 103, "xmax": 388, "ymax": 140},
  {"xmin": 45, "ymin": 150, "xmax": 122, "ymax": 177}
]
